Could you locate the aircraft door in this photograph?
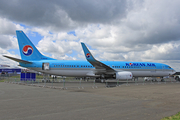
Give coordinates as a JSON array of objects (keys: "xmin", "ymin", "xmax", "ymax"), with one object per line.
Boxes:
[{"xmin": 42, "ymin": 63, "xmax": 50, "ymax": 70}]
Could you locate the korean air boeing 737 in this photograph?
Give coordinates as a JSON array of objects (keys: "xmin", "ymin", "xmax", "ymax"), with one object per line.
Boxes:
[{"xmin": 3, "ymin": 30, "xmax": 176, "ymax": 81}]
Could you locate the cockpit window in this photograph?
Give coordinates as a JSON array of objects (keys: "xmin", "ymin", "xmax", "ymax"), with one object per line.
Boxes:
[{"xmin": 168, "ymin": 66, "xmax": 171, "ymax": 68}]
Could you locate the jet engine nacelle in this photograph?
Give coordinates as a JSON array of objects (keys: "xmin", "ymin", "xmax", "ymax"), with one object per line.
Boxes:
[{"xmin": 115, "ymin": 71, "xmax": 133, "ymax": 80}]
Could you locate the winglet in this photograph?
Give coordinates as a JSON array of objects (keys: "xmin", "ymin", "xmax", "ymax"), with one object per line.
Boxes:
[
  {"xmin": 81, "ymin": 43, "xmax": 115, "ymax": 72},
  {"xmin": 81, "ymin": 42, "xmax": 96, "ymax": 62}
]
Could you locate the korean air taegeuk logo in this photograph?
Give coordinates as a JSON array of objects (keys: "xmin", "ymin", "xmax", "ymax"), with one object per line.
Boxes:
[
  {"xmin": 86, "ymin": 53, "xmax": 90, "ymax": 58},
  {"xmin": 22, "ymin": 45, "xmax": 33, "ymax": 56}
]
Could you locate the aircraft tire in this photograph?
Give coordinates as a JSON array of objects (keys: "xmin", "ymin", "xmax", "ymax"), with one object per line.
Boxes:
[
  {"xmin": 161, "ymin": 79, "xmax": 164, "ymax": 82},
  {"xmin": 95, "ymin": 79, "xmax": 101, "ymax": 83},
  {"xmin": 175, "ymin": 76, "xmax": 180, "ymax": 81}
]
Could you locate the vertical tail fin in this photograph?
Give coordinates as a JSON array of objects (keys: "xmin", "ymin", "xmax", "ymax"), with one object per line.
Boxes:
[{"xmin": 16, "ymin": 30, "xmax": 54, "ymax": 61}]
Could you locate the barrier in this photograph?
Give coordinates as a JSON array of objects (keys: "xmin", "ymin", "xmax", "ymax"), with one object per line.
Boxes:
[
  {"xmin": 2, "ymin": 76, "xmax": 180, "ymax": 90},
  {"xmin": 21, "ymin": 73, "xmax": 36, "ymax": 81}
]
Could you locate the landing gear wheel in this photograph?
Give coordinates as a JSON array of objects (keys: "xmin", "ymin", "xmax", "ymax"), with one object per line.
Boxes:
[
  {"xmin": 95, "ymin": 79, "xmax": 101, "ymax": 83},
  {"xmin": 161, "ymin": 79, "xmax": 164, "ymax": 82},
  {"xmin": 175, "ymin": 76, "xmax": 180, "ymax": 81}
]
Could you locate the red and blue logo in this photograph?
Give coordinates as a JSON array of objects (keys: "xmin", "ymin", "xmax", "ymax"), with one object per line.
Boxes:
[
  {"xmin": 23, "ymin": 45, "xmax": 33, "ymax": 56},
  {"xmin": 129, "ymin": 63, "xmax": 133, "ymax": 66},
  {"xmin": 86, "ymin": 53, "xmax": 90, "ymax": 58}
]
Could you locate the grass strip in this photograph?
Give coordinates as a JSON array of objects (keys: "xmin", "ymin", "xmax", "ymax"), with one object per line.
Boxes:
[{"xmin": 161, "ymin": 112, "xmax": 180, "ymax": 120}]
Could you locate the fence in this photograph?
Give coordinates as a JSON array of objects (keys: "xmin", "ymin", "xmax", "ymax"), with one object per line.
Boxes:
[{"xmin": 1, "ymin": 74, "xmax": 179, "ymax": 90}]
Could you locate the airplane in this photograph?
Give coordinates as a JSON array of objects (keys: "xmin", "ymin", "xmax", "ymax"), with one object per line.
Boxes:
[{"xmin": 3, "ymin": 30, "xmax": 176, "ymax": 82}]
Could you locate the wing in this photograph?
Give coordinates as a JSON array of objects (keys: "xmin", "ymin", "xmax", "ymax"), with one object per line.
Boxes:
[{"xmin": 81, "ymin": 43, "xmax": 116, "ymax": 74}]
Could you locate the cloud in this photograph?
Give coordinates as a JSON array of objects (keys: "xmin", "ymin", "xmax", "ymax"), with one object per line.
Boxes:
[
  {"xmin": 0, "ymin": 0, "xmax": 75, "ymax": 31},
  {"xmin": 0, "ymin": 0, "xmax": 129, "ymax": 31},
  {"xmin": 0, "ymin": 35, "xmax": 17, "ymax": 49},
  {"xmin": 57, "ymin": 0, "xmax": 128, "ymax": 23},
  {"xmin": 0, "ymin": 35, "xmax": 13, "ymax": 49},
  {"xmin": 37, "ymin": 34, "xmax": 81, "ymax": 58},
  {"xmin": 1, "ymin": 0, "xmax": 180, "ymax": 71},
  {"xmin": 0, "ymin": 18, "xmax": 17, "ymax": 35},
  {"xmin": 114, "ymin": 0, "xmax": 180, "ymax": 45}
]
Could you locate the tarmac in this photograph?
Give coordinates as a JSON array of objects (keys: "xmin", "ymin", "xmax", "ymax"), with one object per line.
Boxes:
[{"xmin": 0, "ymin": 81, "xmax": 180, "ymax": 120}]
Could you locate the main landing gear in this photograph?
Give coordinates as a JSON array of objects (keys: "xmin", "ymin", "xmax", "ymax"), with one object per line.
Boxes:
[
  {"xmin": 95, "ymin": 78, "xmax": 105, "ymax": 83},
  {"xmin": 160, "ymin": 77, "xmax": 165, "ymax": 82}
]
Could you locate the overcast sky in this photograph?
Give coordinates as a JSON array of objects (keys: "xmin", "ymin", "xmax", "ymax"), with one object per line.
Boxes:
[{"xmin": 0, "ymin": 0, "xmax": 180, "ymax": 71}]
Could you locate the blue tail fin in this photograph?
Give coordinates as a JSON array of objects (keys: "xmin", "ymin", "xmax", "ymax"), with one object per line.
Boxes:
[{"xmin": 16, "ymin": 30, "xmax": 55, "ymax": 61}]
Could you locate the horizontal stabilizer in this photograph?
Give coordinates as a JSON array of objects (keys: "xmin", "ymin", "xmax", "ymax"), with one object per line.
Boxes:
[{"xmin": 3, "ymin": 55, "xmax": 32, "ymax": 64}]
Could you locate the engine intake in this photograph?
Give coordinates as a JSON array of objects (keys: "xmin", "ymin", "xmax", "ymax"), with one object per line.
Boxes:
[{"xmin": 115, "ymin": 71, "xmax": 133, "ymax": 80}]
